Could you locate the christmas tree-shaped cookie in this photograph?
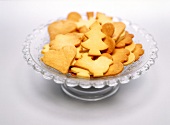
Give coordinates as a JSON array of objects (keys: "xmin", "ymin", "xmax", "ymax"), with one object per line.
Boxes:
[{"xmin": 81, "ymin": 21, "xmax": 108, "ymax": 56}]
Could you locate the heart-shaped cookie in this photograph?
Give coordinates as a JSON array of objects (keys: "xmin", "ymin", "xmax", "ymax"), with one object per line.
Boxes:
[{"xmin": 41, "ymin": 46, "xmax": 76, "ymax": 74}]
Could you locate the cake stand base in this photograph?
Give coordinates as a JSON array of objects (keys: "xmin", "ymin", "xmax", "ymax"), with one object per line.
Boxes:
[{"xmin": 61, "ymin": 83, "xmax": 120, "ymax": 101}]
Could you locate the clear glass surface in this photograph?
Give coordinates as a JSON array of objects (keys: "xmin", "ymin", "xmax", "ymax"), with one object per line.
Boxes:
[{"xmin": 22, "ymin": 16, "xmax": 158, "ymax": 101}]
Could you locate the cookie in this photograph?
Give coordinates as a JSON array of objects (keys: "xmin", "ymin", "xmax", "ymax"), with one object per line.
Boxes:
[
  {"xmin": 78, "ymin": 26, "xmax": 89, "ymax": 33},
  {"xmin": 105, "ymin": 62, "xmax": 124, "ymax": 76},
  {"xmin": 101, "ymin": 23, "xmax": 115, "ymax": 37},
  {"xmin": 81, "ymin": 22, "xmax": 108, "ymax": 56},
  {"xmin": 101, "ymin": 53, "xmax": 113, "ymax": 60},
  {"xmin": 123, "ymin": 52, "xmax": 135, "ymax": 66},
  {"xmin": 89, "ymin": 21, "xmax": 102, "ymax": 30},
  {"xmin": 96, "ymin": 12, "xmax": 113, "ymax": 25},
  {"xmin": 81, "ymin": 37, "xmax": 108, "ymax": 56},
  {"xmin": 76, "ymin": 18, "xmax": 96, "ymax": 29},
  {"xmin": 114, "ymin": 48, "xmax": 130, "ymax": 55},
  {"xmin": 41, "ymin": 46, "xmax": 76, "ymax": 74},
  {"xmin": 112, "ymin": 22, "xmax": 126, "ymax": 41},
  {"xmin": 50, "ymin": 33, "xmax": 84, "ymax": 50},
  {"xmin": 85, "ymin": 22, "xmax": 105, "ymax": 38},
  {"xmin": 75, "ymin": 55, "xmax": 113, "ymax": 77},
  {"xmin": 103, "ymin": 36, "xmax": 115, "ymax": 54},
  {"xmin": 71, "ymin": 67, "xmax": 90, "ymax": 78},
  {"xmin": 81, "ymin": 52, "xmax": 93, "ymax": 61},
  {"xmin": 132, "ymin": 43, "xmax": 144, "ymax": 61},
  {"xmin": 125, "ymin": 41, "xmax": 136, "ymax": 52},
  {"xmin": 116, "ymin": 31, "xmax": 126, "ymax": 43},
  {"xmin": 67, "ymin": 12, "xmax": 82, "ymax": 22},
  {"xmin": 112, "ymin": 48, "xmax": 129, "ymax": 63},
  {"xmin": 116, "ymin": 32, "xmax": 133, "ymax": 48},
  {"xmin": 86, "ymin": 12, "xmax": 94, "ymax": 19},
  {"xmin": 48, "ymin": 20, "xmax": 77, "ymax": 40}
]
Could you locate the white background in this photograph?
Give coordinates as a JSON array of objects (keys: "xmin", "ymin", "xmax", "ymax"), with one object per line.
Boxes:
[{"xmin": 0, "ymin": 0, "xmax": 170, "ymax": 125}]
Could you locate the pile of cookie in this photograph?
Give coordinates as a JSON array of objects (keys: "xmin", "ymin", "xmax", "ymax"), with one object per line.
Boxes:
[{"xmin": 41, "ymin": 12, "xmax": 144, "ymax": 78}]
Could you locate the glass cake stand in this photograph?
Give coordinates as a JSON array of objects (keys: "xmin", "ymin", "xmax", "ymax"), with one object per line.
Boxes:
[{"xmin": 22, "ymin": 16, "xmax": 158, "ymax": 101}]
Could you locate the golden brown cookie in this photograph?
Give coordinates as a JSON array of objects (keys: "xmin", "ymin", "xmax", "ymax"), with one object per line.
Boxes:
[
  {"xmin": 114, "ymin": 48, "xmax": 130, "ymax": 55},
  {"xmin": 101, "ymin": 23, "xmax": 115, "ymax": 37},
  {"xmin": 132, "ymin": 43, "xmax": 144, "ymax": 61},
  {"xmin": 96, "ymin": 12, "xmax": 113, "ymax": 25},
  {"xmin": 85, "ymin": 22, "xmax": 105, "ymax": 38},
  {"xmin": 74, "ymin": 55, "xmax": 113, "ymax": 77},
  {"xmin": 86, "ymin": 12, "xmax": 94, "ymax": 19},
  {"xmin": 104, "ymin": 62, "xmax": 124, "ymax": 76},
  {"xmin": 41, "ymin": 46, "xmax": 76, "ymax": 74},
  {"xmin": 89, "ymin": 21, "xmax": 102, "ymax": 30},
  {"xmin": 67, "ymin": 12, "xmax": 82, "ymax": 22},
  {"xmin": 76, "ymin": 18, "xmax": 96, "ymax": 29},
  {"xmin": 116, "ymin": 31, "xmax": 126, "ymax": 43},
  {"xmin": 125, "ymin": 41, "xmax": 136, "ymax": 52},
  {"xmin": 112, "ymin": 22, "xmax": 126, "ymax": 41},
  {"xmin": 123, "ymin": 52, "xmax": 135, "ymax": 66},
  {"xmin": 71, "ymin": 67, "xmax": 90, "ymax": 78},
  {"xmin": 115, "ymin": 32, "xmax": 133, "ymax": 48},
  {"xmin": 81, "ymin": 22, "xmax": 108, "ymax": 56},
  {"xmin": 112, "ymin": 48, "xmax": 129, "ymax": 63},
  {"xmin": 50, "ymin": 33, "xmax": 84, "ymax": 50},
  {"xmin": 81, "ymin": 37, "xmax": 108, "ymax": 56},
  {"xmin": 78, "ymin": 26, "xmax": 89, "ymax": 33},
  {"xmin": 48, "ymin": 20, "xmax": 77, "ymax": 40},
  {"xmin": 103, "ymin": 36, "xmax": 115, "ymax": 54},
  {"xmin": 101, "ymin": 53, "xmax": 113, "ymax": 60}
]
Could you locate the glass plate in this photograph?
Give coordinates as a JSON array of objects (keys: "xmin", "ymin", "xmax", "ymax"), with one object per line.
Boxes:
[{"xmin": 22, "ymin": 16, "xmax": 158, "ymax": 101}]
